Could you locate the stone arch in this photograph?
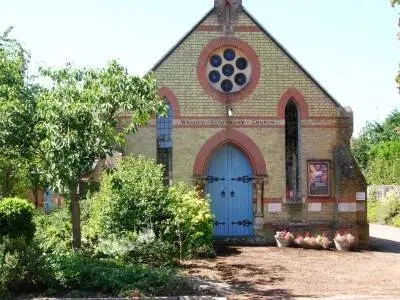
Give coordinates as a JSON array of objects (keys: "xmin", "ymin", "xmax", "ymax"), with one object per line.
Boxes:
[{"xmin": 193, "ymin": 128, "xmax": 267, "ymax": 176}]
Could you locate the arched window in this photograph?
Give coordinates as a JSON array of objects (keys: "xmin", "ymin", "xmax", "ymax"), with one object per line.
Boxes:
[
  {"xmin": 156, "ymin": 100, "xmax": 173, "ymax": 185},
  {"xmin": 285, "ymin": 100, "xmax": 299, "ymax": 200}
]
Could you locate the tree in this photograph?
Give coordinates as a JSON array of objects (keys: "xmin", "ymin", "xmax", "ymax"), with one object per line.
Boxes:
[
  {"xmin": 0, "ymin": 27, "xmax": 43, "ymax": 199},
  {"xmin": 352, "ymin": 110, "xmax": 400, "ymax": 184},
  {"xmin": 36, "ymin": 61, "xmax": 166, "ymax": 250}
]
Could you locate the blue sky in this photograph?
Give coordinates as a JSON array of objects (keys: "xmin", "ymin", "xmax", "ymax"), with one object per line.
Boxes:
[{"xmin": 1, "ymin": 0, "xmax": 399, "ymax": 135}]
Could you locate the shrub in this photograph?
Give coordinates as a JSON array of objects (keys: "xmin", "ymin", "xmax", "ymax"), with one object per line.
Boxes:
[
  {"xmin": 0, "ymin": 197, "xmax": 35, "ymax": 242},
  {"xmin": 163, "ymin": 183, "xmax": 214, "ymax": 261},
  {"xmin": 45, "ymin": 254, "xmax": 191, "ymax": 296},
  {"xmin": 34, "ymin": 207, "xmax": 73, "ymax": 255},
  {"xmin": 88, "ymin": 155, "xmax": 169, "ymax": 238},
  {"xmin": 367, "ymin": 199, "xmax": 379, "ymax": 223},
  {"xmin": 0, "ymin": 237, "xmax": 50, "ymax": 297},
  {"xmin": 376, "ymin": 192, "xmax": 400, "ymax": 224},
  {"xmin": 88, "ymin": 230, "xmax": 177, "ymax": 266},
  {"xmin": 392, "ymin": 214, "xmax": 400, "ymax": 227}
]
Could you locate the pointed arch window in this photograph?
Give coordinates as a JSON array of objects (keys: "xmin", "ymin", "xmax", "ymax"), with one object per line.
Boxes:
[
  {"xmin": 156, "ymin": 99, "xmax": 173, "ymax": 185},
  {"xmin": 285, "ymin": 100, "xmax": 300, "ymax": 200}
]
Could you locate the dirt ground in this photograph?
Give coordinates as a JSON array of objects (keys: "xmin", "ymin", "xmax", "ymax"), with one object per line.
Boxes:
[{"xmin": 182, "ymin": 225, "xmax": 400, "ymax": 299}]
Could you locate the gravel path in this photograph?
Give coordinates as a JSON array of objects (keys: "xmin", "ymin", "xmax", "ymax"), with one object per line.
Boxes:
[{"xmin": 184, "ymin": 225, "xmax": 400, "ymax": 299}]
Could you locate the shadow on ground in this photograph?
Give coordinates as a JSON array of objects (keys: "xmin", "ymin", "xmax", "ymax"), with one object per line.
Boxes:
[
  {"xmin": 369, "ymin": 236, "xmax": 400, "ymax": 253},
  {"xmin": 188, "ymin": 246, "xmax": 316, "ymax": 299}
]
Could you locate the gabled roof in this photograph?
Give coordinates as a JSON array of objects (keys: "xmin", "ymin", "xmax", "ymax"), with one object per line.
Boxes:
[
  {"xmin": 151, "ymin": 8, "xmax": 214, "ymax": 71},
  {"xmin": 151, "ymin": 6, "xmax": 341, "ymax": 107}
]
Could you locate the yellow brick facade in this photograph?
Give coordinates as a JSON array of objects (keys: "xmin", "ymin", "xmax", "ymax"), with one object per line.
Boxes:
[{"xmin": 125, "ymin": 4, "xmax": 368, "ymax": 245}]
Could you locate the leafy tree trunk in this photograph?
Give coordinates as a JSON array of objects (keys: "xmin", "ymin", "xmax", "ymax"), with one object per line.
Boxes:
[{"xmin": 71, "ymin": 183, "xmax": 81, "ymax": 250}]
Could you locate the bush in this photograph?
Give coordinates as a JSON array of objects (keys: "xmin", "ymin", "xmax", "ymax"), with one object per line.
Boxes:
[
  {"xmin": 367, "ymin": 199, "xmax": 379, "ymax": 223},
  {"xmin": 0, "ymin": 197, "xmax": 35, "ymax": 242},
  {"xmin": 34, "ymin": 207, "xmax": 73, "ymax": 255},
  {"xmin": 163, "ymin": 183, "xmax": 214, "ymax": 261},
  {"xmin": 392, "ymin": 214, "xmax": 400, "ymax": 227},
  {"xmin": 88, "ymin": 230, "xmax": 177, "ymax": 266},
  {"xmin": 44, "ymin": 254, "xmax": 191, "ymax": 296},
  {"xmin": 88, "ymin": 155, "xmax": 169, "ymax": 238},
  {"xmin": 0, "ymin": 237, "xmax": 50, "ymax": 298},
  {"xmin": 376, "ymin": 192, "xmax": 400, "ymax": 224}
]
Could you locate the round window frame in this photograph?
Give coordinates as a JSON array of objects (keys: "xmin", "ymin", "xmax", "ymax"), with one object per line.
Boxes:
[{"xmin": 197, "ymin": 37, "xmax": 261, "ymax": 103}]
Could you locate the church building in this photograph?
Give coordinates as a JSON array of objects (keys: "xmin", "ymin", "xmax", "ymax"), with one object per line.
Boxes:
[{"xmin": 126, "ymin": 0, "xmax": 368, "ymax": 246}]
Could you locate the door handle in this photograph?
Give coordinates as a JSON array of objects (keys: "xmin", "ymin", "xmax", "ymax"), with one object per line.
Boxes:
[
  {"xmin": 220, "ymin": 191, "xmax": 226, "ymax": 198},
  {"xmin": 230, "ymin": 190, "xmax": 235, "ymax": 198}
]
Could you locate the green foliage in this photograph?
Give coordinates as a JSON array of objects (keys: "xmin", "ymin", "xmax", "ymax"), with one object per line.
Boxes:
[
  {"xmin": 392, "ymin": 214, "xmax": 400, "ymax": 227},
  {"xmin": 0, "ymin": 157, "xmax": 30, "ymax": 199},
  {"xmin": 0, "ymin": 237, "xmax": 50, "ymax": 298},
  {"xmin": 87, "ymin": 155, "xmax": 169, "ymax": 237},
  {"xmin": 352, "ymin": 110, "xmax": 400, "ymax": 184},
  {"xmin": 164, "ymin": 183, "xmax": 214, "ymax": 261},
  {"xmin": 34, "ymin": 207, "xmax": 73, "ymax": 255},
  {"xmin": 36, "ymin": 62, "xmax": 166, "ymax": 194},
  {"xmin": 0, "ymin": 198, "xmax": 35, "ymax": 242},
  {"xmin": 44, "ymin": 254, "xmax": 191, "ymax": 297},
  {"xmin": 376, "ymin": 192, "xmax": 400, "ymax": 224},
  {"xmin": 366, "ymin": 141, "xmax": 400, "ymax": 184},
  {"xmin": 85, "ymin": 157, "xmax": 213, "ymax": 263},
  {"xmin": 367, "ymin": 199, "xmax": 378, "ymax": 223}
]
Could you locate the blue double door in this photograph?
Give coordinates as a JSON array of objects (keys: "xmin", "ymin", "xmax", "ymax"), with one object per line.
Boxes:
[{"xmin": 206, "ymin": 144, "xmax": 253, "ymax": 237}]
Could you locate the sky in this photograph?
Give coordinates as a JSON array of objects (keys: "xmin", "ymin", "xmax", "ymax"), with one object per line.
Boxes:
[{"xmin": 0, "ymin": 0, "xmax": 399, "ymax": 135}]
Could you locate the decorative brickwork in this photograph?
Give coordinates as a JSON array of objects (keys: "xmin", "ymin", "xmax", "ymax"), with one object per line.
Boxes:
[
  {"xmin": 193, "ymin": 128, "xmax": 267, "ymax": 176},
  {"xmin": 158, "ymin": 87, "xmax": 181, "ymax": 117},
  {"xmin": 197, "ymin": 37, "xmax": 261, "ymax": 103}
]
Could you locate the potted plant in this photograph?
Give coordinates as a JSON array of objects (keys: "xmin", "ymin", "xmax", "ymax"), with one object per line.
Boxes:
[
  {"xmin": 274, "ymin": 230, "xmax": 294, "ymax": 247},
  {"xmin": 294, "ymin": 234, "xmax": 305, "ymax": 248},
  {"xmin": 318, "ymin": 233, "xmax": 332, "ymax": 250},
  {"xmin": 303, "ymin": 233, "xmax": 320, "ymax": 249},
  {"xmin": 334, "ymin": 232, "xmax": 356, "ymax": 251}
]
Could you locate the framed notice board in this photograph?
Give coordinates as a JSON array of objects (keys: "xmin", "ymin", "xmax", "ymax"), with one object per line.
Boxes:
[{"xmin": 307, "ymin": 161, "xmax": 330, "ymax": 197}]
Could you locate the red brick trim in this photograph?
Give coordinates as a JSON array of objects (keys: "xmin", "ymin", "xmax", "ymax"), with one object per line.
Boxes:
[
  {"xmin": 263, "ymin": 198, "xmax": 282, "ymax": 204},
  {"xmin": 306, "ymin": 197, "xmax": 336, "ymax": 203},
  {"xmin": 193, "ymin": 128, "xmax": 267, "ymax": 176},
  {"xmin": 277, "ymin": 88, "xmax": 309, "ymax": 120},
  {"xmin": 197, "ymin": 37, "xmax": 261, "ymax": 103},
  {"xmin": 158, "ymin": 87, "xmax": 181, "ymax": 118},
  {"xmin": 234, "ymin": 26, "xmax": 262, "ymax": 32},
  {"xmin": 196, "ymin": 25, "xmax": 223, "ymax": 32}
]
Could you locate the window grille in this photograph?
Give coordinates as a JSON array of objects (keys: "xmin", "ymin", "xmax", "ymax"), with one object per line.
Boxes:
[
  {"xmin": 156, "ymin": 100, "xmax": 173, "ymax": 185},
  {"xmin": 285, "ymin": 100, "xmax": 300, "ymax": 201}
]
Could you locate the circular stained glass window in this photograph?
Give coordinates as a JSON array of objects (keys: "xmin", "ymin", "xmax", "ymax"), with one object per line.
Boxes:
[{"xmin": 206, "ymin": 47, "xmax": 252, "ymax": 94}]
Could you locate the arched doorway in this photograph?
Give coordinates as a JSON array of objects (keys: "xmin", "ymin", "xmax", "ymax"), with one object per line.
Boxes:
[{"xmin": 206, "ymin": 143, "xmax": 253, "ymax": 237}]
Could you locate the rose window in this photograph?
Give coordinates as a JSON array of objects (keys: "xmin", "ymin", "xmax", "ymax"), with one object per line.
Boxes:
[{"xmin": 206, "ymin": 47, "xmax": 252, "ymax": 94}]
